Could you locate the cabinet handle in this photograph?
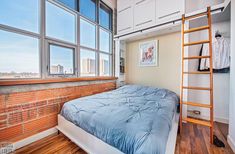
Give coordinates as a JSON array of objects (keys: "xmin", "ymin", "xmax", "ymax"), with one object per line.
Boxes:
[
  {"xmin": 118, "ymin": 6, "xmax": 131, "ymax": 13},
  {"xmin": 119, "ymin": 27, "xmax": 132, "ymax": 32},
  {"xmin": 136, "ymin": 20, "xmax": 152, "ymax": 26},
  {"xmin": 159, "ymin": 11, "xmax": 180, "ymax": 19},
  {"xmin": 136, "ymin": 0, "xmax": 146, "ymax": 5}
]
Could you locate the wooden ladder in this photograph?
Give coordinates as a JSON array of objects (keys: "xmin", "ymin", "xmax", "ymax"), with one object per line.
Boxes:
[{"xmin": 180, "ymin": 7, "xmax": 214, "ymax": 144}]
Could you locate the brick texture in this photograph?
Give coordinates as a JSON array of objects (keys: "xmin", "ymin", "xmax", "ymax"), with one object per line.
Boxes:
[{"xmin": 0, "ymin": 82, "xmax": 116, "ymax": 142}]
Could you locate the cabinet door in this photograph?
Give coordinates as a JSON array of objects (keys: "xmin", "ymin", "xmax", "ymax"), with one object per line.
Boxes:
[
  {"xmin": 117, "ymin": 0, "xmax": 133, "ymax": 12},
  {"xmin": 156, "ymin": 0, "xmax": 184, "ymax": 24},
  {"xmin": 134, "ymin": 0, "xmax": 155, "ymax": 30},
  {"xmin": 117, "ymin": 6, "xmax": 134, "ymax": 35}
]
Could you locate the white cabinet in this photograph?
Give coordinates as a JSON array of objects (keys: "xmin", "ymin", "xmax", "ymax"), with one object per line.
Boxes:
[
  {"xmin": 156, "ymin": 0, "xmax": 184, "ymax": 24},
  {"xmin": 116, "ymin": 0, "xmax": 185, "ymax": 35},
  {"xmin": 117, "ymin": 0, "xmax": 134, "ymax": 35},
  {"xmin": 134, "ymin": 0, "xmax": 155, "ymax": 30},
  {"xmin": 117, "ymin": 0, "xmax": 133, "ymax": 12}
]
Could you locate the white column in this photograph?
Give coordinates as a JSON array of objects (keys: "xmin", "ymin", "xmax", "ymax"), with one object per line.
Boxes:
[
  {"xmin": 228, "ymin": 1, "xmax": 235, "ymax": 152},
  {"xmin": 114, "ymin": 39, "xmax": 120, "ymax": 78}
]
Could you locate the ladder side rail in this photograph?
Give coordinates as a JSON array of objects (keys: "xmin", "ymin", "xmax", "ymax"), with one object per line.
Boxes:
[{"xmin": 207, "ymin": 7, "xmax": 214, "ymax": 144}]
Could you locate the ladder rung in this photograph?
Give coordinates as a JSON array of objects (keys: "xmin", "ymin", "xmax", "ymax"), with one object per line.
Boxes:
[
  {"xmin": 184, "ymin": 25, "xmax": 209, "ymax": 33},
  {"xmin": 182, "ymin": 102, "xmax": 212, "ymax": 108},
  {"xmin": 184, "ymin": 56, "xmax": 210, "ymax": 60},
  {"xmin": 183, "ymin": 71, "xmax": 210, "ymax": 74},
  {"xmin": 184, "ymin": 12, "xmax": 208, "ymax": 21},
  {"xmin": 184, "ymin": 40, "xmax": 210, "ymax": 46},
  {"xmin": 183, "ymin": 117, "xmax": 212, "ymax": 127},
  {"xmin": 183, "ymin": 86, "xmax": 211, "ymax": 91}
]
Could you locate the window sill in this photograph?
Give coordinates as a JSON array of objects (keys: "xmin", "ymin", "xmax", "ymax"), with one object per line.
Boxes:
[{"xmin": 0, "ymin": 77, "xmax": 118, "ymax": 86}]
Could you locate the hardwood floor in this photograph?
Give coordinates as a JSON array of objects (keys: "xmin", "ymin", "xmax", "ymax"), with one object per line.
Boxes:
[
  {"xmin": 15, "ymin": 134, "xmax": 86, "ymax": 154},
  {"xmin": 15, "ymin": 122, "xmax": 234, "ymax": 154},
  {"xmin": 175, "ymin": 122, "xmax": 234, "ymax": 154}
]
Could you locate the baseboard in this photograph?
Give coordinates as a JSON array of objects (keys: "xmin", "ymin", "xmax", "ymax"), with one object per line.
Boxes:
[
  {"xmin": 227, "ymin": 135, "xmax": 235, "ymax": 153},
  {"xmin": 214, "ymin": 117, "xmax": 229, "ymax": 124},
  {"xmin": 187, "ymin": 114, "xmax": 229, "ymax": 124},
  {"xmin": 14, "ymin": 127, "xmax": 58, "ymax": 150}
]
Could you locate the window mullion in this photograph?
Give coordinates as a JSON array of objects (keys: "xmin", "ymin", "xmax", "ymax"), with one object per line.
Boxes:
[
  {"xmin": 41, "ymin": 0, "xmax": 47, "ymax": 79},
  {"xmin": 97, "ymin": 24, "xmax": 100, "ymax": 76},
  {"xmin": 77, "ymin": 14, "xmax": 81, "ymax": 77}
]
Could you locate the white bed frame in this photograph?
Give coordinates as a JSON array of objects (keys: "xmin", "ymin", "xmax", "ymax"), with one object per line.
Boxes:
[{"xmin": 57, "ymin": 113, "xmax": 179, "ymax": 154}]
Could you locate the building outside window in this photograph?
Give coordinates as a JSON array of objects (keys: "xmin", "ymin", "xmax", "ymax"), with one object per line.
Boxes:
[{"xmin": 80, "ymin": 49, "xmax": 96, "ymax": 76}]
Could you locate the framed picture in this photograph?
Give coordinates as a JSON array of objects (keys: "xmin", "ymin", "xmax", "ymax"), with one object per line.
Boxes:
[{"xmin": 139, "ymin": 40, "xmax": 158, "ymax": 67}]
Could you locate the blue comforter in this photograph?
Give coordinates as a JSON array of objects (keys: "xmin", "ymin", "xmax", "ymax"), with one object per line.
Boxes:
[{"xmin": 60, "ymin": 85, "xmax": 179, "ymax": 154}]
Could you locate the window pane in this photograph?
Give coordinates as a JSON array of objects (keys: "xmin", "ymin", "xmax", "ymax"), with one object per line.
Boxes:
[
  {"xmin": 0, "ymin": 0, "xmax": 39, "ymax": 33},
  {"xmin": 46, "ymin": 1, "xmax": 76, "ymax": 43},
  {"xmin": 99, "ymin": 28, "xmax": 110, "ymax": 53},
  {"xmin": 0, "ymin": 30, "xmax": 39, "ymax": 79},
  {"xmin": 99, "ymin": 4, "xmax": 111, "ymax": 30},
  {"xmin": 58, "ymin": 0, "xmax": 77, "ymax": 10},
  {"xmin": 80, "ymin": 0, "xmax": 96, "ymax": 21},
  {"xmin": 99, "ymin": 53, "xmax": 110, "ymax": 76},
  {"xmin": 80, "ymin": 18, "xmax": 96, "ymax": 49},
  {"xmin": 80, "ymin": 49, "xmax": 96, "ymax": 76},
  {"xmin": 50, "ymin": 45, "xmax": 74, "ymax": 75}
]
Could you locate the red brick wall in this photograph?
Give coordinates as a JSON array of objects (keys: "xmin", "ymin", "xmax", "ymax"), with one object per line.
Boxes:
[{"xmin": 0, "ymin": 82, "xmax": 116, "ymax": 142}]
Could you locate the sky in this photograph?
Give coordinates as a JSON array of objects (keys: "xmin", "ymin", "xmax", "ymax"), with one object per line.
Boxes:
[
  {"xmin": 0, "ymin": 30, "xmax": 39, "ymax": 73},
  {"xmin": 46, "ymin": 1, "xmax": 76, "ymax": 44},
  {"xmin": 0, "ymin": 0, "xmax": 39, "ymax": 33},
  {"xmin": 80, "ymin": 18, "xmax": 96, "ymax": 48},
  {"xmin": 0, "ymin": 0, "xmax": 111, "ymax": 75}
]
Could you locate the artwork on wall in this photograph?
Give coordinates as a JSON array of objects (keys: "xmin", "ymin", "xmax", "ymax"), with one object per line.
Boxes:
[{"xmin": 139, "ymin": 40, "xmax": 158, "ymax": 66}]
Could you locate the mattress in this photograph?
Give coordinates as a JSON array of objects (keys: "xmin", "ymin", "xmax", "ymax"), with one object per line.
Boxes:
[{"xmin": 60, "ymin": 85, "xmax": 179, "ymax": 154}]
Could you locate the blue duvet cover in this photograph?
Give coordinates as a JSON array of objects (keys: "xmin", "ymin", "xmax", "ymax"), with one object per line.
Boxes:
[{"xmin": 60, "ymin": 85, "xmax": 179, "ymax": 154}]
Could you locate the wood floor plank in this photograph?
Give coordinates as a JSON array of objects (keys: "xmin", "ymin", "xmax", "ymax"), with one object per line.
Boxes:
[
  {"xmin": 14, "ymin": 122, "xmax": 233, "ymax": 154},
  {"xmin": 175, "ymin": 122, "xmax": 234, "ymax": 154}
]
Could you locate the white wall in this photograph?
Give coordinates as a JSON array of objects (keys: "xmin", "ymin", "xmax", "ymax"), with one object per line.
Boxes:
[
  {"xmin": 187, "ymin": 21, "xmax": 230, "ymax": 123},
  {"xmin": 125, "ymin": 32, "xmax": 181, "ymax": 95},
  {"xmin": 228, "ymin": 1, "xmax": 235, "ymax": 152},
  {"xmin": 185, "ymin": 0, "xmax": 225, "ymax": 13},
  {"xmin": 103, "ymin": 0, "xmax": 116, "ymax": 9}
]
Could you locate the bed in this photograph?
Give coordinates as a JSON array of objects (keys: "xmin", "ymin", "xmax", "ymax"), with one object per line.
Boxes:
[{"xmin": 57, "ymin": 85, "xmax": 179, "ymax": 154}]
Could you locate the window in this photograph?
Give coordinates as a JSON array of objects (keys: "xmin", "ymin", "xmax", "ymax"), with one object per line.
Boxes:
[
  {"xmin": 80, "ymin": 0, "xmax": 97, "ymax": 21},
  {"xmin": 49, "ymin": 44, "xmax": 74, "ymax": 75},
  {"xmin": 80, "ymin": 49, "xmax": 96, "ymax": 76},
  {"xmin": 99, "ymin": 53, "xmax": 110, "ymax": 76},
  {"xmin": 0, "ymin": 0, "xmax": 40, "ymax": 33},
  {"xmin": 99, "ymin": 3, "xmax": 112, "ymax": 30},
  {"xmin": 99, "ymin": 28, "xmax": 110, "ymax": 53},
  {"xmin": 0, "ymin": 0, "xmax": 113, "ymax": 80},
  {"xmin": 57, "ymin": 0, "xmax": 78, "ymax": 10},
  {"xmin": 0, "ymin": 30, "xmax": 40, "ymax": 79},
  {"xmin": 80, "ymin": 18, "xmax": 96, "ymax": 49},
  {"xmin": 46, "ymin": 1, "xmax": 76, "ymax": 43}
]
